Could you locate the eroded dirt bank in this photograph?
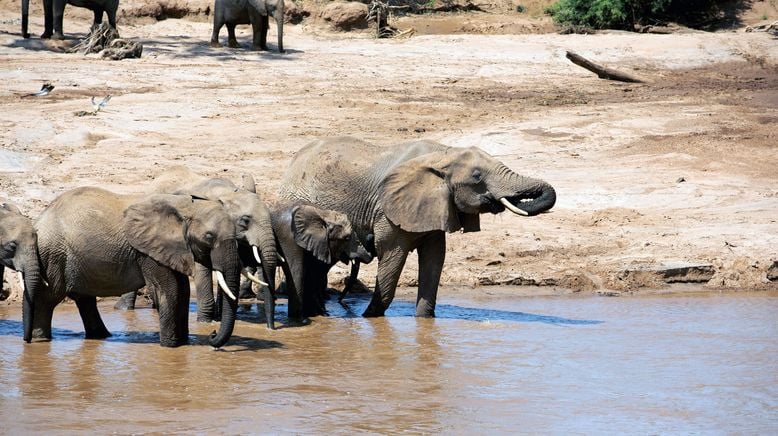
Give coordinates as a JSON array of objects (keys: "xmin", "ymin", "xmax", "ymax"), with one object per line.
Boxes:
[{"xmin": 1, "ymin": 8, "xmax": 777, "ymax": 302}]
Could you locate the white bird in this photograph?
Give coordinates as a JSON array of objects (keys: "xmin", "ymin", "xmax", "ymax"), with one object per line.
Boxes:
[{"xmin": 91, "ymin": 95, "xmax": 111, "ymax": 112}]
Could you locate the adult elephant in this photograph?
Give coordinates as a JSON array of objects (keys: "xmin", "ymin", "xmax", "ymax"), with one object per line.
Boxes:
[
  {"xmin": 30, "ymin": 187, "xmax": 242, "ymax": 348},
  {"xmin": 272, "ymin": 203, "xmax": 371, "ymax": 322},
  {"xmin": 211, "ymin": 0, "xmax": 285, "ymax": 52},
  {"xmin": 116, "ymin": 170, "xmax": 278, "ymax": 329},
  {"xmin": 22, "ymin": 0, "xmax": 119, "ymax": 40},
  {"xmin": 280, "ymin": 137, "xmax": 556, "ymax": 318},
  {"xmin": 0, "ymin": 202, "xmax": 41, "ymax": 341}
]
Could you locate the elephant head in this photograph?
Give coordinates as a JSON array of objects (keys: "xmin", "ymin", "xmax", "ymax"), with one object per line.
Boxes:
[
  {"xmin": 381, "ymin": 143, "xmax": 556, "ymax": 233},
  {"xmin": 291, "ymin": 204, "xmax": 371, "ymax": 265},
  {"xmin": 0, "ymin": 202, "xmax": 41, "ymax": 342},
  {"xmin": 123, "ymin": 195, "xmax": 242, "ymax": 348}
]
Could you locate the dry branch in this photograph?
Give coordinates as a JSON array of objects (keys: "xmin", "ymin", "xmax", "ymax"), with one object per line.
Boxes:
[{"xmin": 565, "ymin": 50, "xmax": 644, "ymax": 83}]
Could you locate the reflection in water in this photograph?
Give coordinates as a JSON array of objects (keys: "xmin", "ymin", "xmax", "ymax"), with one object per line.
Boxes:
[{"xmin": 1, "ymin": 292, "xmax": 777, "ymax": 433}]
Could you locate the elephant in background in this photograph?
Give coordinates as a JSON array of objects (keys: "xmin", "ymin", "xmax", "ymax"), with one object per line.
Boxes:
[
  {"xmin": 116, "ymin": 169, "xmax": 278, "ymax": 328},
  {"xmin": 280, "ymin": 137, "xmax": 556, "ymax": 318},
  {"xmin": 22, "ymin": 0, "xmax": 119, "ymax": 39},
  {"xmin": 211, "ymin": 0, "xmax": 285, "ymax": 52},
  {"xmin": 30, "ymin": 187, "xmax": 242, "ymax": 348},
  {"xmin": 0, "ymin": 202, "xmax": 41, "ymax": 341},
  {"xmin": 272, "ymin": 203, "xmax": 371, "ymax": 322}
]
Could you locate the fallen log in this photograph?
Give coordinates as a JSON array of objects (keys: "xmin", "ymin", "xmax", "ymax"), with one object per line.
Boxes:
[{"xmin": 565, "ymin": 50, "xmax": 644, "ymax": 83}]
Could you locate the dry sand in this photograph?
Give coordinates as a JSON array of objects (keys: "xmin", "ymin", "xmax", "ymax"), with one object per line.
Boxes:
[{"xmin": 1, "ymin": 4, "xmax": 777, "ymax": 302}]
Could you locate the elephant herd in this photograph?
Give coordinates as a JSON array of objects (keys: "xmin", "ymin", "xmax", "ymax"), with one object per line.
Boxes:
[
  {"xmin": 20, "ymin": 0, "xmax": 285, "ymax": 53},
  {"xmin": 0, "ymin": 137, "xmax": 556, "ymax": 348}
]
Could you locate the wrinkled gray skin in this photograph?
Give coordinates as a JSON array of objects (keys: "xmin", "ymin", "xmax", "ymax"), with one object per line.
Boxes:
[
  {"xmin": 210, "ymin": 0, "xmax": 284, "ymax": 52},
  {"xmin": 22, "ymin": 0, "xmax": 119, "ymax": 40},
  {"xmin": 0, "ymin": 202, "xmax": 41, "ymax": 342},
  {"xmin": 117, "ymin": 172, "xmax": 278, "ymax": 328},
  {"xmin": 280, "ymin": 137, "xmax": 557, "ymax": 318},
  {"xmin": 31, "ymin": 187, "xmax": 242, "ymax": 348},
  {"xmin": 272, "ymin": 203, "xmax": 371, "ymax": 322}
]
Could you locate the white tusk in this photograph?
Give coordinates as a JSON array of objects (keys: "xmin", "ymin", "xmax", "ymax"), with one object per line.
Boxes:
[
  {"xmin": 252, "ymin": 245, "xmax": 262, "ymax": 265},
  {"xmin": 278, "ymin": 254, "xmax": 286, "ymax": 264},
  {"xmin": 500, "ymin": 197, "xmax": 529, "ymax": 216},
  {"xmin": 242, "ymin": 269, "xmax": 269, "ymax": 287},
  {"xmin": 18, "ymin": 271, "xmax": 25, "ymax": 292},
  {"xmin": 215, "ymin": 271, "xmax": 236, "ymax": 300}
]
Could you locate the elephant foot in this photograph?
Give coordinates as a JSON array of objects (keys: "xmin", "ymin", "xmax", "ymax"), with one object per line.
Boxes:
[
  {"xmin": 362, "ymin": 305, "xmax": 386, "ymax": 318},
  {"xmin": 40, "ymin": 31, "xmax": 53, "ymax": 39},
  {"xmin": 23, "ymin": 32, "xmax": 30, "ymax": 39},
  {"xmin": 114, "ymin": 293, "xmax": 137, "ymax": 311},
  {"xmin": 286, "ymin": 317, "xmax": 311, "ymax": 327},
  {"xmin": 228, "ymin": 40, "xmax": 240, "ymax": 49},
  {"xmin": 51, "ymin": 32, "xmax": 65, "ymax": 40},
  {"xmin": 415, "ymin": 310, "xmax": 436, "ymax": 318},
  {"xmin": 210, "ymin": 40, "xmax": 222, "ymax": 48},
  {"xmin": 85, "ymin": 327, "xmax": 112, "ymax": 339},
  {"xmin": 159, "ymin": 337, "xmax": 188, "ymax": 347}
]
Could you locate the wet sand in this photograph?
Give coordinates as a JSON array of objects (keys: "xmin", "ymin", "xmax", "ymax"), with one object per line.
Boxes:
[{"xmin": 1, "ymin": 291, "xmax": 776, "ymax": 433}]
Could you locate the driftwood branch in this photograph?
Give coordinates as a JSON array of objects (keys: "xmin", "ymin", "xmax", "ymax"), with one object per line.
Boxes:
[{"xmin": 565, "ymin": 50, "xmax": 644, "ymax": 83}]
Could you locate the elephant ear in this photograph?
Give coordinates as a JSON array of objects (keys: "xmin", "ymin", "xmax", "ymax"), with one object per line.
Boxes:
[
  {"xmin": 123, "ymin": 196, "xmax": 195, "ymax": 276},
  {"xmin": 291, "ymin": 205, "xmax": 331, "ymax": 264},
  {"xmin": 382, "ymin": 154, "xmax": 461, "ymax": 233}
]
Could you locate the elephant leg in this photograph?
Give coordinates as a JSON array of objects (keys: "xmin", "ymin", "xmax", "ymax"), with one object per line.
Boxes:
[
  {"xmin": 226, "ymin": 23, "xmax": 240, "ymax": 48},
  {"xmin": 302, "ymin": 259, "xmax": 329, "ymax": 318},
  {"xmin": 239, "ymin": 266, "xmax": 256, "ymax": 299},
  {"xmin": 210, "ymin": 15, "xmax": 223, "ymax": 47},
  {"xmin": 250, "ymin": 17, "xmax": 262, "ymax": 51},
  {"xmin": 52, "ymin": 0, "xmax": 65, "ymax": 39},
  {"xmin": 193, "ymin": 263, "xmax": 215, "ymax": 323},
  {"xmin": 72, "ymin": 294, "xmax": 111, "ymax": 339},
  {"xmin": 107, "ymin": 5, "xmax": 117, "ymax": 29},
  {"xmin": 259, "ymin": 14, "xmax": 269, "ymax": 50},
  {"xmin": 114, "ymin": 290, "xmax": 137, "ymax": 310},
  {"xmin": 363, "ymin": 244, "xmax": 409, "ymax": 317},
  {"xmin": 140, "ymin": 258, "xmax": 190, "ymax": 347},
  {"xmin": 283, "ymin": 258, "xmax": 305, "ymax": 321},
  {"xmin": 92, "ymin": 8, "xmax": 104, "ymax": 29},
  {"xmin": 41, "ymin": 0, "xmax": 54, "ymax": 38},
  {"xmin": 415, "ymin": 231, "xmax": 445, "ymax": 317}
]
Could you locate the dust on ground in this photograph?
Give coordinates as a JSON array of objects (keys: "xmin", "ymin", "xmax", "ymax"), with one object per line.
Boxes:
[{"xmin": 0, "ymin": 2, "xmax": 777, "ymax": 303}]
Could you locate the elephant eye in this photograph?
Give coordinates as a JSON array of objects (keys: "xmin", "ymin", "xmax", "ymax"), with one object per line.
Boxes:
[
  {"xmin": 204, "ymin": 232, "xmax": 215, "ymax": 244},
  {"xmin": 472, "ymin": 169, "xmax": 483, "ymax": 182},
  {"xmin": 237, "ymin": 215, "xmax": 251, "ymax": 231}
]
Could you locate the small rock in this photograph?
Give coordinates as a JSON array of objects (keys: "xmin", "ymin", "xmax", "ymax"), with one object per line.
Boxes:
[
  {"xmin": 414, "ymin": 127, "xmax": 426, "ymax": 133},
  {"xmin": 676, "ymin": 177, "xmax": 686, "ymax": 183},
  {"xmin": 767, "ymin": 261, "xmax": 778, "ymax": 281}
]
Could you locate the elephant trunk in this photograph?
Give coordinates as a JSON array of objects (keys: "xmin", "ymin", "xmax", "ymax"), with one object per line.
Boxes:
[
  {"xmin": 21, "ymin": 0, "xmax": 30, "ymax": 38},
  {"xmin": 257, "ymin": 232, "xmax": 277, "ymax": 329},
  {"xmin": 491, "ymin": 164, "xmax": 556, "ymax": 216},
  {"xmin": 275, "ymin": 10, "xmax": 284, "ymax": 53},
  {"xmin": 208, "ymin": 242, "xmax": 241, "ymax": 348},
  {"xmin": 21, "ymin": 244, "xmax": 42, "ymax": 343}
]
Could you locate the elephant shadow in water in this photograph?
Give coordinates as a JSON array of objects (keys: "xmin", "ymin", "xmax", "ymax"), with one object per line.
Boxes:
[
  {"xmin": 334, "ymin": 294, "xmax": 603, "ymax": 326},
  {"xmin": 0, "ymin": 319, "xmax": 284, "ymax": 350}
]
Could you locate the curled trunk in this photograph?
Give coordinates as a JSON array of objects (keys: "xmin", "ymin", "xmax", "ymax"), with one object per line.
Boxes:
[{"xmin": 492, "ymin": 164, "xmax": 556, "ymax": 216}]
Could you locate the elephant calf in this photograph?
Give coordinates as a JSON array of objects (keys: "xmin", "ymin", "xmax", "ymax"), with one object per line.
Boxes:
[
  {"xmin": 0, "ymin": 202, "xmax": 40, "ymax": 340},
  {"xmin": 272, "ymin": 202, "xmax": 371, "ymax": 323},
  {"xmin": 211, "ymin": 0, "xmax": 285, "ymax": 52}
]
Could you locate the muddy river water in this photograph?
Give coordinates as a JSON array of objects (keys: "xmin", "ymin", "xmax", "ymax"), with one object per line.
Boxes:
[{"xmin": 1, "ymin": 291, "xmax": 776, "ymax": 433}]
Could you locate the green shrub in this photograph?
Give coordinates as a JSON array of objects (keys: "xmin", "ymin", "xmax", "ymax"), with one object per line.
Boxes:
[{"xmin": 545, "ymin": 0, "xmax": 742, "ymax": 30}]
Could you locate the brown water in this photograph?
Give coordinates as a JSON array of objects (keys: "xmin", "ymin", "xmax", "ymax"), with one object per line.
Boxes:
[{"xmin": 1, "ymin": 291, "xmax": 777, "ymax": 433}]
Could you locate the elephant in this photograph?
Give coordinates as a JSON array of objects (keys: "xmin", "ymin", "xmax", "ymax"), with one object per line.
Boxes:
[
  {"xmin": 29, "ymin": 187, "xmax": 242, "ymax": 348},
  {"xmin": 116, "ymin": 170, "xmax": 278, "ymax": 329},
  {"xmin": 0, "ymin": 202, "xmax": 41, "ymax": 340},
  {"xmin": 279, "ymin": 137, "xmax": 557, "ymax": 318},
  {"xmin": 210, "ymin": 0, "xmax": 285, "ymax": 53},
  {"xmin": 271, "ymin": 202, "xmax": 371, "ymax": 322},
  {"xmin": 22, "ymin": 0, "xmax": 119, "ymax": 40}
]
